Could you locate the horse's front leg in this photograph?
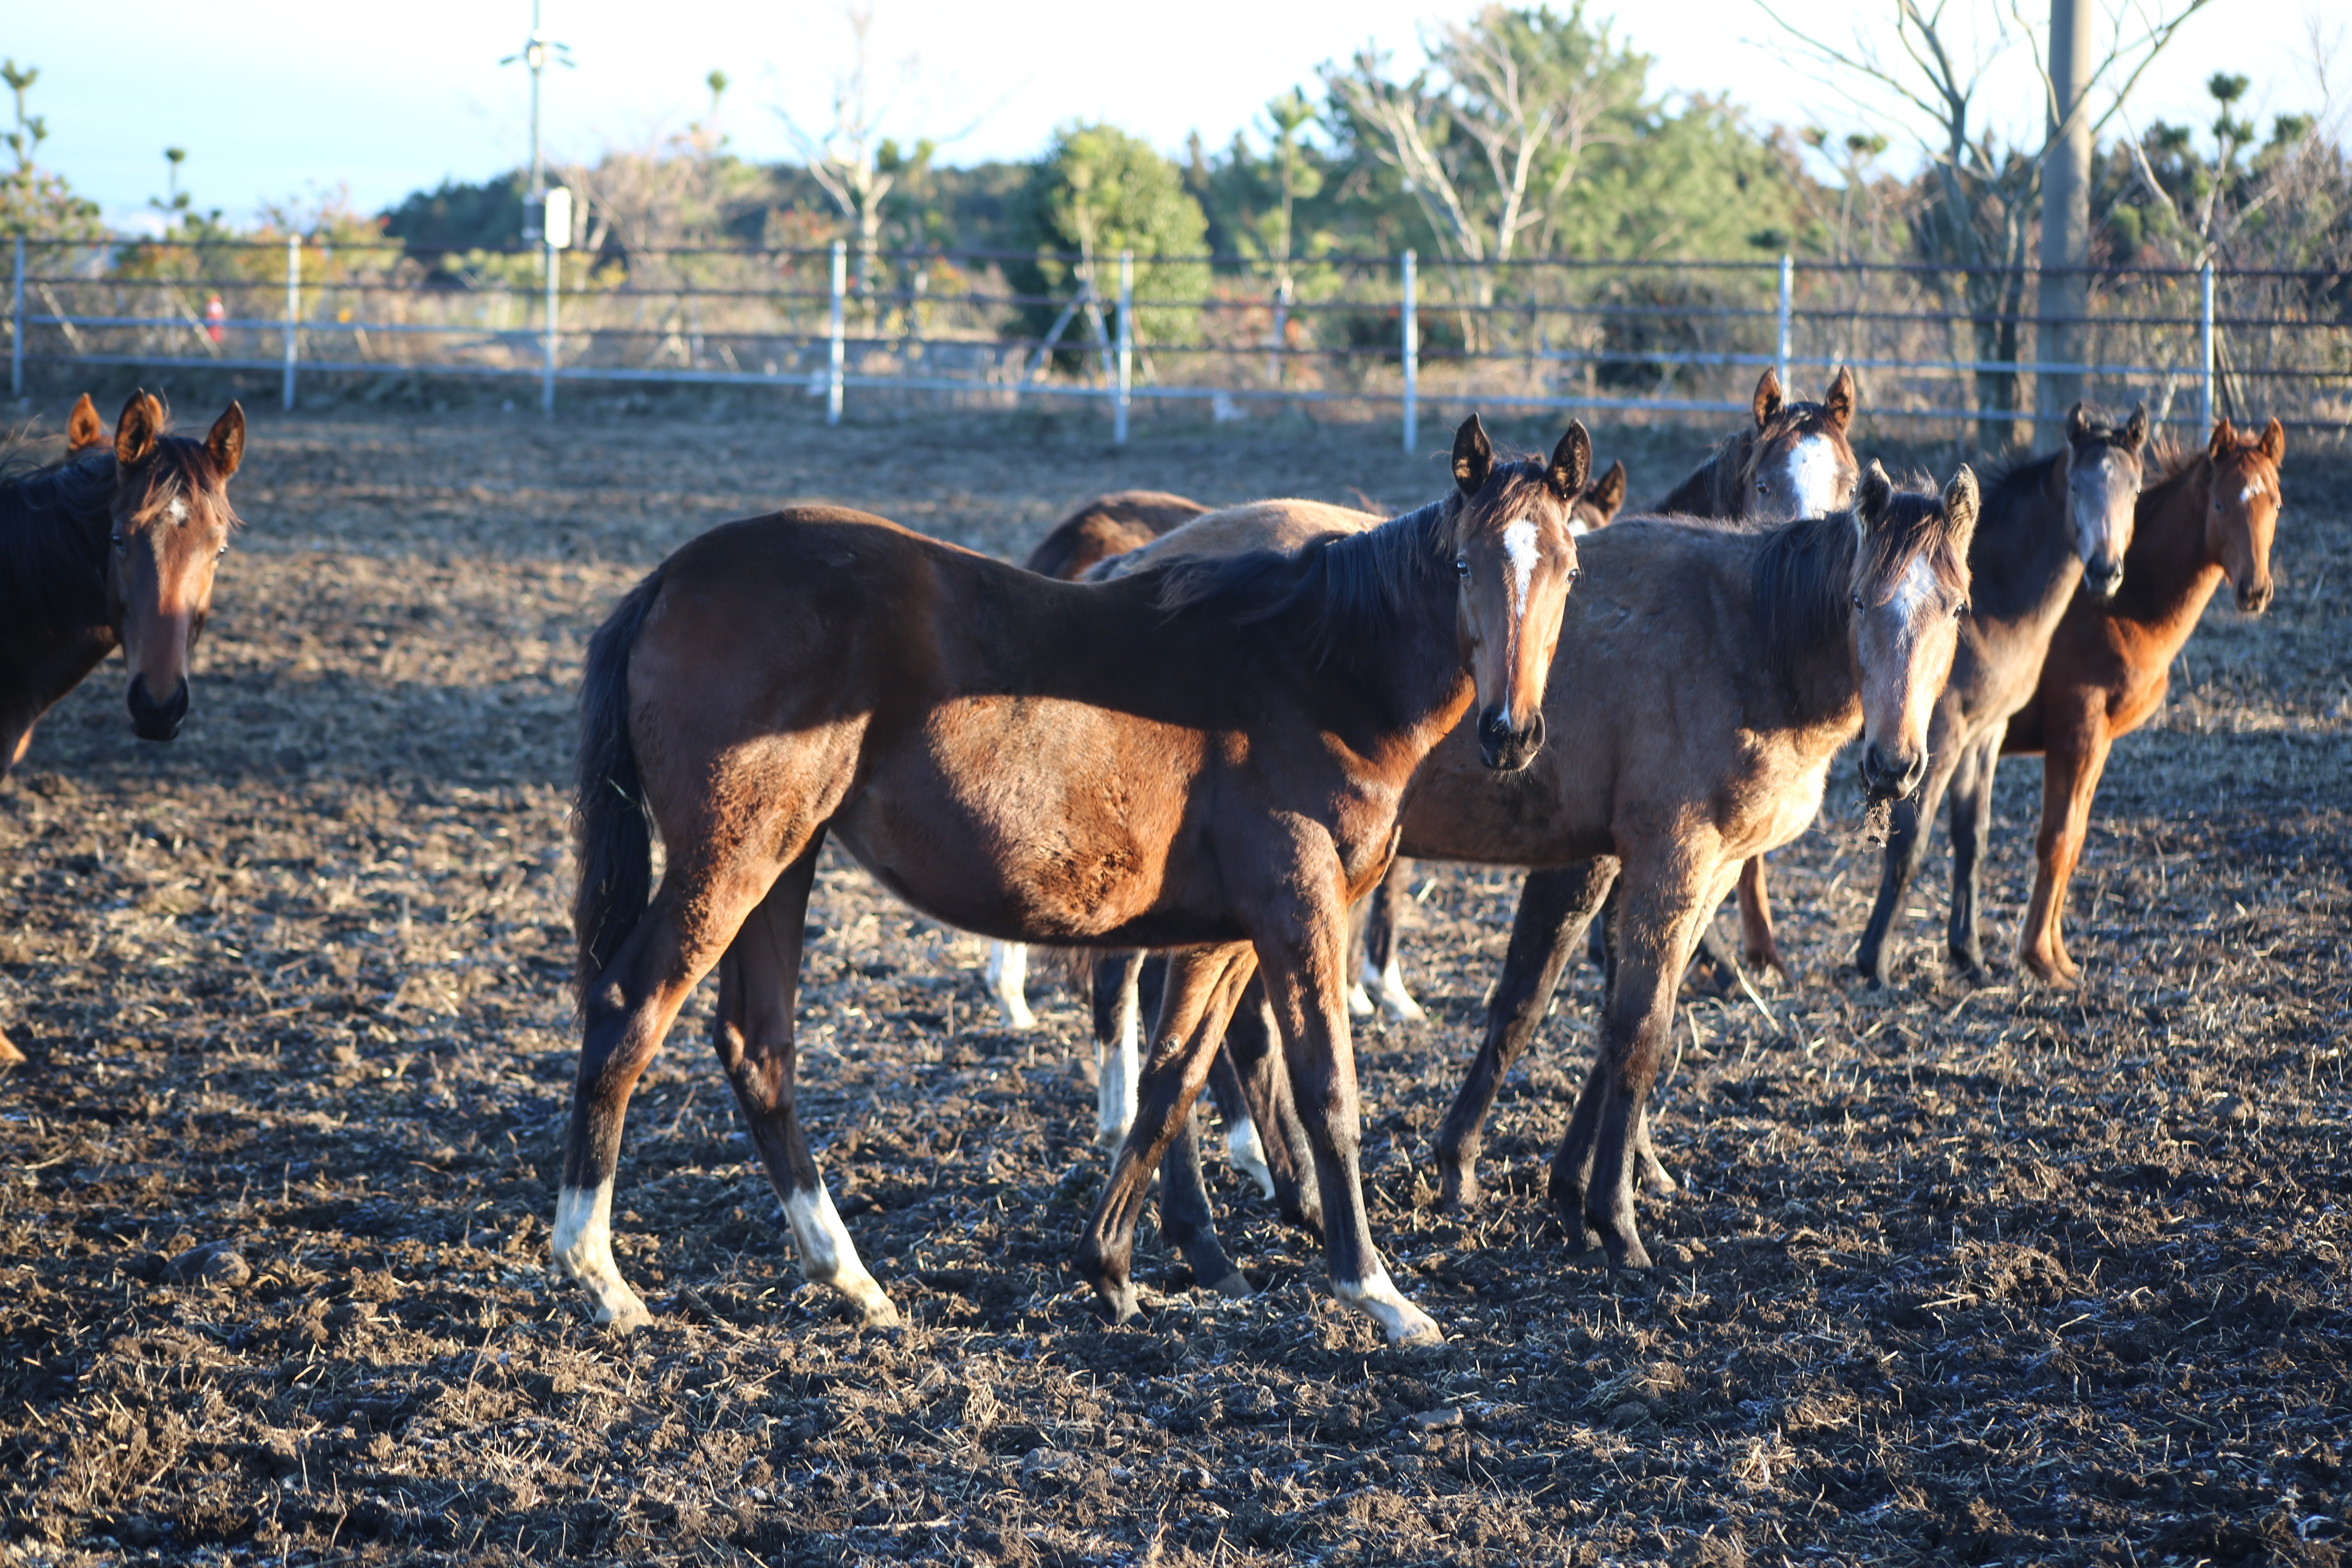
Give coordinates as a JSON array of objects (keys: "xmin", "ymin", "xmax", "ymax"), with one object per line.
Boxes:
[
  {"xmin": 1218, "ymin": 975, "xmax": 1320, "ymax": 1231},
  {"xmin": 1944, "ymin": 732, "xmax": 2001, "ymax": 979},
  {"xmin": 712, "ymin": 842, "xmax": 896, "ymax": 1327},
  {"xmin": 1074, "ymin": 943, "xmax": 1254, "ymax": 1325},
  {"xmin": 1357, "ymin": 858, "xmax": 1425, "ymax": 1021},
  {"xmin": 1550, "ymin": 844, "xmax": 1712, "ymax": 1270},
  {"xmin": 1149, "ymin": 951, "xmax": 1264, "ymax": 1297},
  {"xmin": 2017, "ymin": 709, "xmax": 2111, "ymax": 986},
  {"xmin": 1735, "ymin": 857, "xmax": 1788, "ymax": 984},
  {"xmin": 1436, "ymin": 858, "xmax": 1617, "ymax": 1209},
  {"xmin": 1255, "ymin": 904, "xmax": 1441, "ymax": 1348},
  {"xmin": 1854, "ymin": 743, "xmax": 1961, "ymax": 988}
]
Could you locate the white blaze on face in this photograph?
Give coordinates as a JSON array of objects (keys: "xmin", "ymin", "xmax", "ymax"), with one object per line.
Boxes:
[
  {"xmin": 1884, "ymin": 550, "xmax": 1940, "ymax": 627},
  {"xmin": 1783, "ymin": 435, "xmax": 1846, "ymax": 519},
  {"xmin": 2239, "ymin": 482, "xmax": 2263, "ymax": 504},
  {"xmin": 166, "ymin": 497, "xmax": 187, "ymax": 525},
  {"xmin": 1501, "ymin": 518, "xmax": 1540, "ymax": 624}
]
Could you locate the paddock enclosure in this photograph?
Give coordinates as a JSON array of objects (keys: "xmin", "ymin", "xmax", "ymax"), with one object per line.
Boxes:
[{"xmin": 1, "ymin": 397, "xmax": 2347, "ymax": 1566}]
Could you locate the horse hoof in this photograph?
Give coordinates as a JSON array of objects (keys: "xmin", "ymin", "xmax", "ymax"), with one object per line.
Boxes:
[
  {"xmin": 1345, "ymin": 984, "xmax": 1374, "ymax": 1017},
  {"xmin": 595, "ymin": 1292, "xmax": 654, "ymax": 1335},
  {"xmin": 1601, "ymin": 1229, "xmax": 1654, "ymax": 1272},
  {"xmin": 1208, "ymin": 1271, "xmax": 1253, "ymax": 1299},
  {"xmin": 1091, "ymin": 1279, "xmax": 1141, "ymax": 1326},
  {"xmin": 1436, "ymin": 1162, "xmax": 1479, "ymax": 1212}
]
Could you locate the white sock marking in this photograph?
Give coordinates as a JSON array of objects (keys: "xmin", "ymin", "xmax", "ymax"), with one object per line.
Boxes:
[
  {"xmin": 986, "ymin": 941, "xmax": 1035, "ymax": 1031},
  {"xmin": 1333, "ymin": 1264, "xmax": 1443, "ymax": 1346},
  {"xmin": 552, "ymin": 1180, "xmax": 650, "ymax": 1331},
  {"xmin": 783, "ymin": 1185, "xmax": 898, "ymax": 1325},
  {"xmin": 1225, "ymin": 1115, "xmax": 1276, "ymax": 1200},
  {"xmin": 1096, "ymin": 970, "xmax": 1140, "ymax": 1147}
]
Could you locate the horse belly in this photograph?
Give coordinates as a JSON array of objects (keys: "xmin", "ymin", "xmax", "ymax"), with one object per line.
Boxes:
[{"xmin": 832, "ymin": 696, "xmax": 1199, "ymax": 942}]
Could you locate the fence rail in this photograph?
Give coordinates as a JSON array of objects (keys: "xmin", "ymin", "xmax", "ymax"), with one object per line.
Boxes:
[{"xmin": 8, "ymin": 235, "xmax": 2346, "ymax": 443}]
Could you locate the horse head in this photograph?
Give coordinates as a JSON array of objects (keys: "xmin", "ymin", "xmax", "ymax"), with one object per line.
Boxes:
[
  {"xmin": 1847, "ymin": 462, "xmax": 1976, "ymax": 801},
  {"xmin": 2204, "ymin": 416, "xmax": 2284, "ymax": 616},
  {"xmin": 1572, "ymin": 459, "xmax": 1627, "ymax": 536},
  {"xmin": 107, "ymin": 391, "xmax": 243, "ymax": 743},
  {"xmin": 2056, "ymin": 401, "xmax": 2147, "ymax": 598},
  {"xmin": 1446, "ymin": 414, "xmax": 1585, "ymax": 772},
  {"xmin": 1744, "ymin": 366, "xmax": 1860, "ymax": 523}
]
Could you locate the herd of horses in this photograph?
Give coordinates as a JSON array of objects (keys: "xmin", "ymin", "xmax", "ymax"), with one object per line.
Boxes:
[{"xmin": 0, "ymin": 379, "xmax": 2285, "ymax": 1348}]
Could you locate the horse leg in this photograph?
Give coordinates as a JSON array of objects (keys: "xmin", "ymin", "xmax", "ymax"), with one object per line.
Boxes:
[
  {"xmin": 1853, "ymin": 748, "xmax": 1960, "ymax": 988},
  {"xmin": 1203, "ymin": 1039, "xmax": 1275, "ymax": 1199},
  {"xmin": 711, "ymin": 841, "xmax": 896, "ymax": 1326},
  {"xmin": 1550, "ymin": 844, "xmax": 1711, "ymax": 1269},
  {"xmin": 1089, "ymin": 950, "xmax": 1146, "ymax": 1148},
  {"xmin": 2017, "ymin": 711, "xmax": 2109, "ymax": 986},
  {"xmin": 1735, "ymin": 857, "xmax": 1788, "ymax": 983},
  {"xmin": 1255, "ymin": 913, "xmax": 1440, "ymax": 1348},
  {"xmin": 984, "ymin": 941, "xmax": 1035, "ymax": 1031},
  {"xmin": 1075, "ymin": 944, "xmax": 1255, "ymax": 1325},
  {"xmin": 1944, "ymin": 733, "xmax": 2001, "ymax": 979},
  {"xmin": 1357, "ymin": 857, "xmax": 1425, "ymax": 1021},
  {"xmin": 1151, "ymin": 951, "xmax": 1263, "ymax": 1298},
  {"xmin": 555, "ymin": 852, "xmax": 777, "ymax": 1332},
  {"xmin": 1217, "ymin": 975, "xmax": 1321, "ymax": 1232},
  {"xmin": 1344, "ymin": 894, "xmax": 1375, "ymax": 1017},
  {"xmin": 1435, "ymin": 858, "xmax": 1618, "ymax": 1211}
]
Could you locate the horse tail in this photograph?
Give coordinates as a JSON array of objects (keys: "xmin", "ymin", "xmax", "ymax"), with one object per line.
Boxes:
[{"xmin": 572, "ymin": 565, "xmax": 665, "ymax": 1007}]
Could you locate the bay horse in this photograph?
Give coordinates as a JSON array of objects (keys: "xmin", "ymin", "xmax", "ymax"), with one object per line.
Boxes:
[
  {"xmin": 1109, "ymin": 463, "xmax": 1974, "ymax": 1292},
  {"xmin": 0, "ymin": 391, "xmax": 245, "ymax": 1066},
  {"xmin": 1356, "ymin": 366, "xmax": 1860, "ymax": 1019},
  {"xmin": 560, "ymin": 415, "xmax": 1589, "ymax": 1346},
  {"xmin": 1995, "ymin": 416, "xmax": 2284, "ymax": 983},
  {"xmin": 1848, "ymin": 401, "xmax": 2146, "ymax": 987}
]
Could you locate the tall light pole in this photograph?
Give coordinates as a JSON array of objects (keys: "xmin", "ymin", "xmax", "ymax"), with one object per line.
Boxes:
[{"xmin": 501, "ymin": 1, "xmax": 572, "ymax": 238}]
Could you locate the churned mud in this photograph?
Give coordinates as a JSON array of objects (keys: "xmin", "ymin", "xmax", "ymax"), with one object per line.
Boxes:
[{"xmin": 0, "ymin": 394, "xmax": 2346, "ymax": 1566}]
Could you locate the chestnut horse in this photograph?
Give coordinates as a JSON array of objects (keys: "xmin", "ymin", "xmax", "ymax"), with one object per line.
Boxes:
[
  {"xmin": 0, "ymin": 392, "xmax": 245, "ymax": 1066},
  {"xmin": 560, "ymin": 416, "xmax": 1588, "ymax": 1346},
  {"xmin": 1848, "ymin": 402, "xmax": 2146, "ymax": 986},
  {"xmin": 1356, "ymin": 367, "xmax": 1861, "ymax": 1019},
  {"xmin": 1998, "ymin": 417, "xmax": 2285, "ymax": 983},
  {"xmin": 1116, "ymin": 464, "xmax": 1976, "ymax": 1288}
]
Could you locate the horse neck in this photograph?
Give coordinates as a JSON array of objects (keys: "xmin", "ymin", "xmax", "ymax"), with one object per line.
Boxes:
[
  {"xmin": 1746, "ymin": 522, "xmax": 1867, "ymax": 739},
  {"xmin": 0, "ymin": 473, "xmax": 112, "ymax": 637},
  {"xmin": 2116, "ymin": 463, "xmax": 2227, "ymax": 633},
  {"xmin": 1336, "ymin": 501, "xmax": 1479, "ymax": 762},
  {"xmin": 1972, "ymin": 461, "xmax": 2082, "ymax": 627}
]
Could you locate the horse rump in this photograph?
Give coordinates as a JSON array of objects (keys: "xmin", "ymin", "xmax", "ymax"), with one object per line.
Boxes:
[{"xmin": 572, "ymin": 566, "xmax": 665, "ymax": 1005}]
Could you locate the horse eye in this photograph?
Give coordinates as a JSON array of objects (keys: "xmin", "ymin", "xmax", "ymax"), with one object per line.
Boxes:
[
  {"xmin": 1568, "ymin": 567, "xmax": 1582, "ymax": 582},
  {"xmin": 1757, "ymin": 481, "xmax": 1769, "ymax": 493},
  {"xmin": 110, "ymin": 532, "xmax": 127, "ymax": 555},
  {"xmin": 1454, "ymin": 557, "xmax": 1470, "ymax": 578},
  {"xmin": 1850, "ymin": 590, "xmax": 1864, "ymax": 610}
]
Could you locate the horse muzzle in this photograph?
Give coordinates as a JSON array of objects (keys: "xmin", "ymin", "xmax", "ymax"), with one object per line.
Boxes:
[
  {"xmin": 2236, "ymin": 577, "xmax": 2274, "ymax": 615},
  {"xmin": 1860, "ymin": 742, "xmax": 1923, "ymax": 802},
  {"xmin": 127, "ymin": 675, "xmax": 190, "ymax": 742},
  {"xmin": 1477, "ymin": 705, "xmax": 1545, "ymax": 772},
  {"xmin": 2084, "ymin": 555, "xmax": 2125, "ymax": 598}
]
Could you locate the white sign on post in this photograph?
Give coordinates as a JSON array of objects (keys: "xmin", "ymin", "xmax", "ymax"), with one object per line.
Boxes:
[{"xmin": 543, "ymin": 187, "xmax": 574, "ymax": 249}]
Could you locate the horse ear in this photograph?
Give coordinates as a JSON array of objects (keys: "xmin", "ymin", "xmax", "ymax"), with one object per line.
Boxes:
[
  {"xmin": 66, "ymin": 394, "xmax": 105, "ymax": 454},
  {"xmin": 207, "ymin": 401, "xmax": 246, "ymax": 480},
  {"xmin": 1942, "ymin": 466, "xmax": 1980, "ymax": 552},
  {"xmin": 2258, "ymin": 416, "xmax": 2285, "ymax": 464},
  {"xmin": 2065, "ymin": 401, "xmax": 2089, "ymax": 446},
  {"xmin": 1452, "ymin": 413, "xmax": 1494, "ymax": 496},
  {"xmin": 1752, "ymin": 368, "xmax": 1783, "ymax": 430},
  {"xmin": 1585, "ymin": 459, "xmax": 1627, "ymax": 521},
  {"xmin": 1855, "ymin": 461, "xmax": 1893, "ymax": 530},
  {"xmin": 2207, "ymin": 417, "xmax": 2236, "ymax": 462},
  {"xmin": 2123, "ymin": 403, "xmax": 2148, "ymax": 451},
  {"xmin": 1823, "ymin": 366, "xmax": 1856, "ymax": 432},
  {"xmin": 115, "ymin": 390, "xmax": 160, "ymax": 468},
  {"xmin": 1546, "ymin": 420, "xmax": 1591, "ymax": 502}
]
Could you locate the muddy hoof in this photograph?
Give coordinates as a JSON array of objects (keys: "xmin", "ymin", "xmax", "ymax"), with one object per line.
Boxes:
[
  {"xmin": 1436, "ymin": 1163, "xmax": 1479, "ymax": 1212},
  {"xmin": 1091, "ymin": 1278, "xmax": 1141, "ymax": 1326},
  {"xmin": 1207, "ymin": 1270, "xmax": 1253, "ymax": 1299},
  {"xmin": 1600, "ymin": 1229, "xmax": 1654, "ymax": 1271},
  {"xmin": 597, "ymin": 1296, "xmax": 654, "ymax": 1335}
]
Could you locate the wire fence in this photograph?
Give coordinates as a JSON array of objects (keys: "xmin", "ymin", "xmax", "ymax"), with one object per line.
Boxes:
[{"xmin": 8, "ymin": 234, "xmax": 2347, "ymax": 445}]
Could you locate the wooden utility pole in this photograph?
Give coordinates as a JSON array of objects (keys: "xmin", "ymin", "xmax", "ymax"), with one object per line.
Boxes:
[{"xmin": 2037, "ymin": 0, "xmax": 2094, "ymax": 438}]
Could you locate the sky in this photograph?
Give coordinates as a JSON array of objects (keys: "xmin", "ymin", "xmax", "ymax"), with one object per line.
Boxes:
[{"xmin": 6, "ymin": 0, "xmax": 2336, "ymax": 231}]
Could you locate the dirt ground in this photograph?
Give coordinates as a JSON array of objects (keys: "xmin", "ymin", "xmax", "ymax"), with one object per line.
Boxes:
[{"xmin": 1, "ymin": 385, "xmax": 2347, "ymax": 1567}]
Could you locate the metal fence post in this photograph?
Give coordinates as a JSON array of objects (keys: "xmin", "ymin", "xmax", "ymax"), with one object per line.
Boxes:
[
  {"xmin": 9, "ymin": 236, "xmax": 22, "ymax": 400},
  {"xmin": 282, "ymin": 235, "xmax": 300, "ymax": 412},
  {"xmin": 1114, "ymin": 250, "xmax": 1133, "ymax": 446},
  {"xmin": 1401, "ymin": 249, "xmax": 1418, "ymax": 454},
  {"xmin": 2198, "ymin": 261, "xmax": 2215, "ymax": 430},
  {"xmin": 827, "ymin": 240, "xmax": 847, "ymax": 425},
  {"xmin": 1776, "ymin": 253, "xmax": 1793, "ymax": 392},
  {"xmin": 541, "ymin": 239, "xmax": 559, "ymax": 416}
]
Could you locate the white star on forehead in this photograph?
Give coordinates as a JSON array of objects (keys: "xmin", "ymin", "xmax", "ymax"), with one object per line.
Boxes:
[{"xmin": 1501, "ymin": 519, "xmax": 1539, "ymax": 621}]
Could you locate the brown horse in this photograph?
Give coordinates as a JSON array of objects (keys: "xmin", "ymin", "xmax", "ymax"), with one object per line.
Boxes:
[
  {"xmin": 1997, "ymin": 417, "xmax": 2285, "ymax": 984},
  {"xmin": 0, "ymin": 391, "xmax": 245, "ymax": 1065},
  {"xmin": 1849, "ymin": 402, "xmax": 2147, "ymax": 986},
  {"xmin": 1359, "ymin": 368, "xmax": 1861, "ymax": 1018},
  {"xmin": 559, "ymin": 415, "xmax": 1590, "ymax": 1345},
  {"xmin": 1109, "ymin": 463, "xmax": 1976, "ymax": 1293}
]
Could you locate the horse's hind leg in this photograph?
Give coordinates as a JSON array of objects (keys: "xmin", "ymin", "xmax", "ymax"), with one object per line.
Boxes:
[
  {"xmin": 1150, "ymin": 954, "xmax": 1263, "ymax": 1299},
  {"xmin": 1736, "ymin": 858, "xmax": 1787, "ymax": 983},
  {"xmin": 985, "ymin": 941, "xmax": 1035, "ymax": 1031},
  {"xmin": 1090, "ymin": 951, "xmax": 1147, "ymax": 1147},
  {"xmin": 1358, "ymin": 858, "xmax": 1425, "ymax": 1021},
  {"xmin": 1204, "ymin": 1039, "xmax": 1275, "ymax": 1200},
  {"xmin": 712, "ymin": 839, "xmax": 897, "ymax": 1327},
  {"xmin": 1436, "ymin": 858, "xmax": 1617, "ymax": 1210},
  {"xmin": 557, "ymin": 862, "xmax": 771, "ymax": 1332},
  {"xmin": 1222, "ymin": 976, "xmax": 1321, "ymax": 1233}
]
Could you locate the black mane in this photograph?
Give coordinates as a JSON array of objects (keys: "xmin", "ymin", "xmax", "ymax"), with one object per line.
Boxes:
[
  {"xmin": 0, "ymin": 450, "xmax": 114, "ymax": 635},
  {"xmin": 1750, "ymin": 490, "xmax": 1961, "ymax": 682},
  {"xmin": 1149, "ymin": 494, "xmax": 1459, "ymax": 670}
]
